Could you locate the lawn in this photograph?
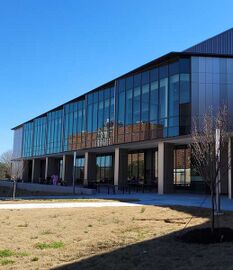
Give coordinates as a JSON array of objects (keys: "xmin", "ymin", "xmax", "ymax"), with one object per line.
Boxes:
[{"xmin": 0, "ymin": 205, "xmax": 232, "ymax": 269}]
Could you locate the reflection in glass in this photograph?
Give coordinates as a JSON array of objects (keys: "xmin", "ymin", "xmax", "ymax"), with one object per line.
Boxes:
[
  {"xmin": 96, "ymin": 155, "xmax": 113, "ymax": 184},
  {"xmin": 173, "ymin": 147, "xmax": 191, "ymax": 186}
]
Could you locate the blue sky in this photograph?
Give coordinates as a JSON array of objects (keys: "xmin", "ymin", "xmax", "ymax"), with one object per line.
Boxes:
[{"xmin": 0, "ymin": 0, "xmax": 233, "ymax": 154}]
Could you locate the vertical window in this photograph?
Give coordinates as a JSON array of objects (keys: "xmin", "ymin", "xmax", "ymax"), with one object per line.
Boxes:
[
  {"xmin": 96, "ymin": 155, "xmax": 113, "ymax": 184},
  {"xmin": 169, "ymin": 74, "xmax": 179, "ymax": 118},
  {"xmin": 180, "ymin": 71, "xmax": 191, "ymax": 135},
  {"xmin": 127, "ymin": 152, "xmax": 145, "ymax": 183},
  {"xmin": 117, "ymin": 79, "xmax": 125, "ymax": 143},
  {"xmin": 180, "ymin": 74, "xmax": 190, "ymax": 104},
  {"xmin": 150, "ymin": 80, "xmax": 158, "ymax": 122},
  {"xmin": 168, "ymin": 74, "xmax": 179, "ymax": 136},
  {"xmin": 93, "ymin": 93, "xmax": 98, "ymax": 132},
  {"xmin": 159, "ymin": 78, "xmax": 168, "ymax": 123},
  {"xmin": 141, "ymin": 71, "xmax": 150, "ymax": 123},
  {"xmin": 87, "ymin": 94, "xmax": 93, "ymax": 133},
  {"xmin": 22, "ymin": 122, "xmax": 33, "ymax": 157},
  {"xmin": 46, "ymin": 110, "xmax": 63, "ymax": 154},
  {"xmin": 125, "ymin": 90, "xmax": 132, "ymax": 119},
  {"xmin": 125, "ymin": 77, "xmax": 133, "ymax": 125},
  {"xmin": 118, "ymin": 81, "xmax": 125, "ymax": 125},
  {"xmin": 98, "ymin": 90, "xmax": 104, "ymax": 129},
  {"xmin": 159, "ymin": 65, "xmax": 168, "ymax": 124},
  {"xmin": 133, "ymin": 74, "xmax": 141, "ymax": 124},
  {"xmin": 33, "ymin": 117, "xmax": 46, "ymax": 156},
  {"xmin": 141, "ymin": 84, "xmax": 149, "ymax": 122},
  {"xmin": 75, "ymin": 157, "xmax": 85, "ymax": 185}
]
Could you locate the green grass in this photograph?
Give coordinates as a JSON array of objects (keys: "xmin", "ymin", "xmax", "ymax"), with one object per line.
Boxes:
[
  {"xmin": 0, "ymin": 249, "xmax": 29, "ymax": 260},
  {"xmin": 1, "ymin": 259, "xmax": 15, "ymax": 266},
  {"xmin": 17, "ymin": 251, "xmax": 29, "ymax": 257},
  {"xmin": 34, "ymin": 241, "xmax": 65, "ymax": 250},
  {"xmin": 0, "ymin": 249, "xmax": 14, "ymax": 258}
]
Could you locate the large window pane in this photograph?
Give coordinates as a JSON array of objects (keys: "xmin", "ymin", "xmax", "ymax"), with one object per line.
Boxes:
[
  {"xmin": 141, "ymin": 83, "xmax": 149, "ymax": 122},
  {"xmin": 125, "ymin": 89, "xmax": 133, "ymax": 125},
  {"xmin": 180, "ymin": 74, "xmax": 190, "ymax": 104},
  {"xmin": 159, "ymin": 77, "xmax": 168, "ymax": 122},
  {"xmin": 169, "ymin": 74, "xmax": 179, "ymax": 118},
  {"xmin": 133, "ymin": 86, "xmax": 141, "ymax": 124},
  {"xmin": 150, "ymin": 81, "xmax": 158, "ymax": 122}
]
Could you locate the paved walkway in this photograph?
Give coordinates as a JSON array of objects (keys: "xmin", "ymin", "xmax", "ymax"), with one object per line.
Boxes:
[
  {"xmin": 0, "ymin": 201, "xmax": 140, "ymax": 210},
  {"xmin": 1, "ymin": 193, "xmax": 233, "ymax": 211}
]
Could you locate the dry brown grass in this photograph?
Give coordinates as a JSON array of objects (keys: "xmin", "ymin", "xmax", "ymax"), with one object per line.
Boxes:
[
  {"xmin": 0, "ymin": 198, "xmax": 136, "ymax": 204},
  {"xmin": 0, "ymin": 186, "xmax": 69, "ymax": 198},
  {"xmin": 0, "ymin": 205, "xmax": 232, "ymax": 270}
]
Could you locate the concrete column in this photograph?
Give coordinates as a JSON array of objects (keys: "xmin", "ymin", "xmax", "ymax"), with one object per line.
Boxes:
[
  {"xmin": 31, "ymin": 160, "xmax": 35, "ymax": 183},
  {"xmin": 228, "ymin": 138, "xmax": 233, "ymax": 199},
  {"xmin": 62, "ymin": 155, "xmax": 73, "ymax": 185},
  {"xmin": 114, "ymin": 148, "xmax": 128, "ymax": 188},
  {"xmin": 158, "ymin": 142, "xmax": 174, "ymax": 194},
  {"xmin": 84, "ymin": 152, "xmax": 96, "ymax": 187},
  {"xmin": 45, "ymin": 157, "xmax": 49, "ymax": 180}
]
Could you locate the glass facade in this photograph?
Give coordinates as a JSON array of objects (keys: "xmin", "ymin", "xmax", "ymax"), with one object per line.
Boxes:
[
  {"xmin": 115, "ymin": 58, "xmax": 191, "ymax": 143},
  {"xmin": 47, "ymin": 110, "xmax": 63, "ymax": 154},
  {"xmin": 22, "ymin": 122, "xmax": 34, "ymax": 157},
  {"xmin": 17, "ymin": 56, "xmax": 191, "ymax": 158},
  {"xmin": 96, "ymin": 155, "xmax": 113, "ymax": 184},
  {"xmin": 75, "ymin": 157, "xmax": 85, "ymax": 185},
  {"xmin": 64, "ymin": 100, "xmax": 85, "ymax": 151},
  {"xmin": 128, "ymin": 152, "xmax": 145, "ymax": 183},
  {"xmin": 33, "ymin": 117, "xmax": 47, "ymax": 156}
]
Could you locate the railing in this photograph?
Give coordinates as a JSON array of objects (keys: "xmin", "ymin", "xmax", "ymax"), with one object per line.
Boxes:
[{"xmin": 94, "ymin": 182, "xmax": 158, "ymax": 194}]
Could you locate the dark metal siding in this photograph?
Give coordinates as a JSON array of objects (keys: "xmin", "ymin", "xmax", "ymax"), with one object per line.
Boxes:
[{"xmin": 185, "ymin": 28, "xmax": 233, "ymax": 55}]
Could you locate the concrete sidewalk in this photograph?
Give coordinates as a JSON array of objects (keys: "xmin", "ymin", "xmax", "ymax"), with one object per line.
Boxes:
[
  {"xmin": 1, "ymin": 193, "xmax": 233, "ymax": 211},
  {"xmin": 0, "ymin": 201, "xmax": 139, "ymax": 210}
]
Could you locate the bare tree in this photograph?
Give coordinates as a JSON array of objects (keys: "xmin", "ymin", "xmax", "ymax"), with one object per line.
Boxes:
[
  {"xmin": 191, "ymin": 106, "xmax": 230, "ymax": 232},
  {"xmin": 11, "ymin": 161, "xmax": 25, "ymax": 180},
  {"xmin": 10, "ymin": 161, "xmax": 26, "ymax": 200},
  {"xmin": 0, "ymin": 150, "xmax": 13, "ymax": 179}
]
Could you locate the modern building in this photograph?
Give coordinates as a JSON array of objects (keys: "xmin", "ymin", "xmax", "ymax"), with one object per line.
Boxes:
[{"xmin": 12, "ymin": 28, "xmax": 233, "ymax": 198}]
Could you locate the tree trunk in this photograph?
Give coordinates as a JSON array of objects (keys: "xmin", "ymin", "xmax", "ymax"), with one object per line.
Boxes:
[
  {"xmin": 12, "ymin": 180, "xmax": 17, "ymax": 200},
  {"xmin": 211, "ymin": 183, "xmax": 215, "ymax": 233}
]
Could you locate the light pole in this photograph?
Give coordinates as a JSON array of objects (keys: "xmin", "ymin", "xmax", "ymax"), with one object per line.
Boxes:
[{"xmin": 72, "ymin": 152, "xmax": 77, "ymax": 195}]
